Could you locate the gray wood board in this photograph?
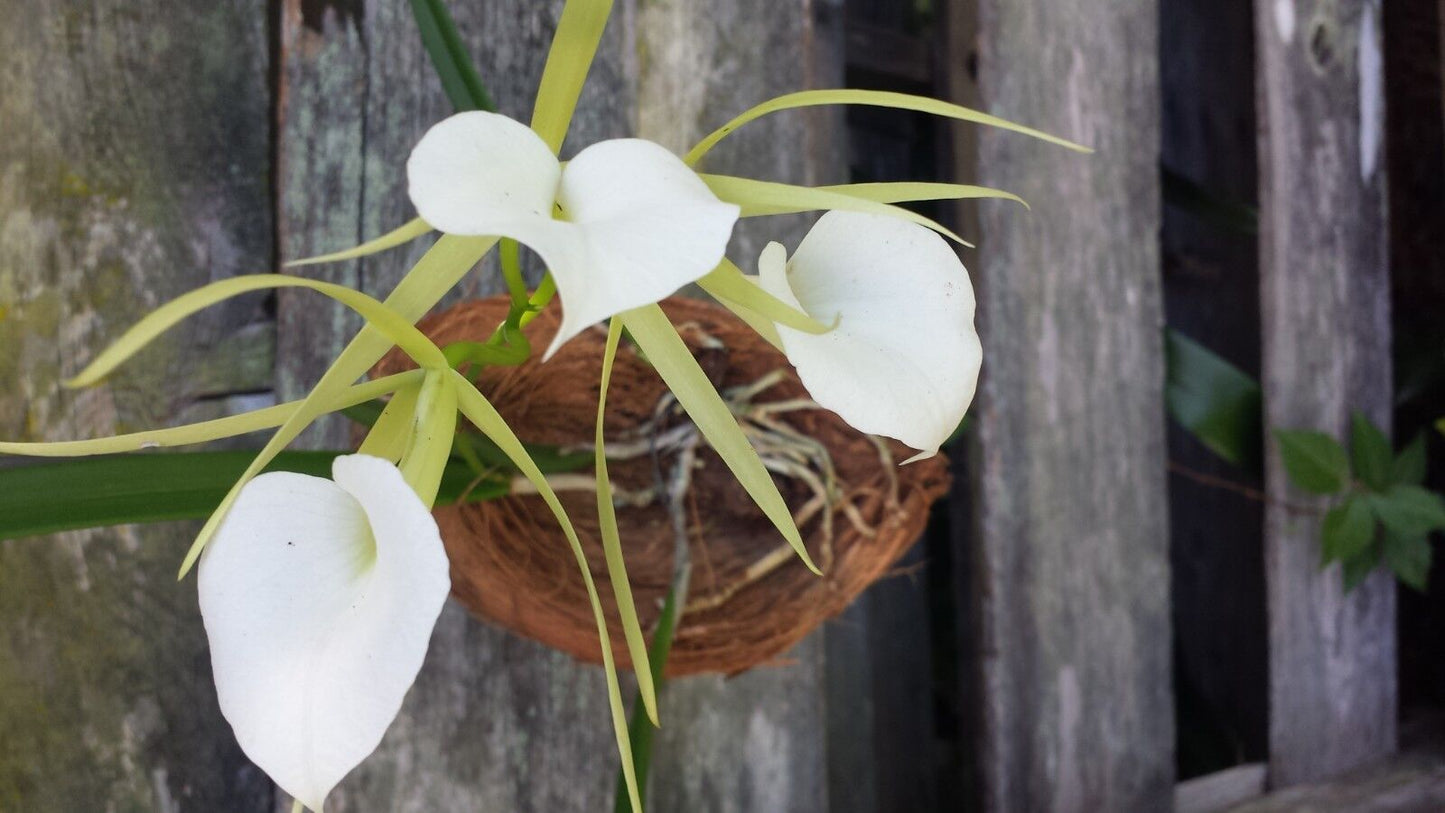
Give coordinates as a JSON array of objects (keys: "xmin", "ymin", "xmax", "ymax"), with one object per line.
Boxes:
[
  {"xmin": 968, "ymin": 0, "xmax": 1175, "ymax": 810},
  {"xmin": 1255, "ymin": 0, "xmax": 1396, "ymax": 787},
  {"xmin": 0, "ymin": 0, "xmax": 274, "ymax": 808}
]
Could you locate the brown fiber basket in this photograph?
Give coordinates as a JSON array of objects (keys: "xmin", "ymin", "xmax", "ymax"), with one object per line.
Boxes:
[{"xmin": 374, "ymin": 295, "xmax": 949, "ymax": 676}]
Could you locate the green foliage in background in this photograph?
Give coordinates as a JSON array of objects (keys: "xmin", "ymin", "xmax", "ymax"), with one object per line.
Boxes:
[{"xmin": 1276, "ymin": 417, "xmax": 1443, "ymax": 591}]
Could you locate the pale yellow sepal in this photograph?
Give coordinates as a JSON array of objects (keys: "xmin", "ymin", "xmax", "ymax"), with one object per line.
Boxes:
[
  {"xmin": 450, "ymin": 367, "xmax": 642, "ymax": 813},
  {"xmin": 619, "ymin": 303, "xmax": 819, "ymax": 575},
  {"xmin": 176, "ymin": 234, "xmax": 495, "ymax": 580},
  {"xmin": 685, "ymin": 88, "xmax": 1092, "ymax": 166},
  {"xmin": 0, "ymin": 371, "xmax": 422, "ymax": 458},
  {"xmin": 284, "ymin": 218, "xmax": 433, "ymax": 267},
  {"xmin": 701, "ymin": 174, "xmax": 971, "ymax": 247},
  {"xmin": 66, "ymin": 275, "xmax": 448, "ymax": 390},
  {"xmin": 595, "ymin": 320, "xmax": 659, "ymax": 725}
]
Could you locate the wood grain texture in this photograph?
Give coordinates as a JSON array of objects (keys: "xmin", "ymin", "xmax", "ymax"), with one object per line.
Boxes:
[
  {"xmin": 633, "ymin": 0, "xmax": 845, "ymax": 810},
  {"xmin": 965, "ymin": 0, "xmax": 1174, "ymax": 810},
  {"xmin": 276, "ymin": 1, "xmax": 634, "ymax": 810},
  {"xmin": 0, "ymin": 0, "xmax": 274, "ymax": 809},
  {"xmin": 1255, "ymin": 0, "xmax": 1396, "ymax": 787}
]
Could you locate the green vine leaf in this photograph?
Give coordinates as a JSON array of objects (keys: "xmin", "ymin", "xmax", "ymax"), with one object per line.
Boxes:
[
  {"xmin": 1274, "ymin": 429, "xmax": 1350, "ymax": 495},
  {"xmin": 1321, "ymin": 495, "xmax": 1373, "ymax": 565},
  {"xmin": 1349, "ymin": 411, "xmax": 1391, "ymax": 492},
  {"xmin": 1371, "ymin": 484, "xmax": 1445, "ymax": 538},
  {"xmin": 1164, "ymin": 329, "xmax": 1262, "ymax": 472},
  {"xmin": 1341, "ymin": 542, "xmax": 1382, "ymax": 592},
  {"xmin": 1383, "ymin": 530, "xmax": 1433, "ymax": 592},
  {"xmin": 1391, "ymin": 432, "xmax": 1428, "ymax": 486}
]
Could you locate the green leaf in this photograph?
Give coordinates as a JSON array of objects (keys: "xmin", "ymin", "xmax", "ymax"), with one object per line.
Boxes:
[
  {"xmin": 1383, "ymin": 530, "xmax": 1432, "ymax": 592},
  {"xmin": 0, "ymin": 450, "xmax": 509, "ymax": 542},
  {"xmin": 1391, "ymin": 432, "xmax": 1428, "ymax": 486},
  {"xmin": 621, "ymin": 304, "xmax": 819, "ymax": 574},
  {"xmin": 595, "ymin": 321, "xmax": 658, "ymax": 724},
  {"xmin": 613, "ymin": 585, "xmax": 680, "ymax": 813},
  {"xmin": 1340, "ymin": 542, "xmax": 1382, "ymax": 592},
  {"xmin": 1370, "ymin": 484, "xmax": 1445, "ymax": 537},
  {"xmin": 1350, "ymin": 411, "xmax": 1391, "ymax": 492},
  {"xmin": 410, "ymin": 0, "xmax": 495, "ymax": 113},
  {"xmin": 1274, "ymin": 429, "xmax": 1350, "ymax": 495},
  {"xmin": 702, "ymin": 174, "xmax": 970, "ymax": 246},
  {"xmin": 685, "ymin": 88, "xmax": 1091, "ymax": 167},
  {"xmin": 1164, "ymin": 329, "xmax": 1263, "ymax": 471},
  {"xmin": 1321, "ymin": 495, "xmax": 1374, "ymax": 564},
  {"xmin": 530, "ymin": 0, "xmax": 614, "ymax": 154}
]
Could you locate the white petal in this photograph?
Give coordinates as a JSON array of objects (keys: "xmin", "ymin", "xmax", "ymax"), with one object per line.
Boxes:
[
  {"xmin": 407, "ymin": 111, "xmax": 561, "ymax": 236},
  {"xmin": 545, "ymin": 138, "xmax": 740, "ymax": 356},
  {"xmin": 198, "ymin": 454, "xmax": 451, "ymax": 811},
  {"xmin": 759, "ymin": 211, "xmax": 981, "ymax": 457}
]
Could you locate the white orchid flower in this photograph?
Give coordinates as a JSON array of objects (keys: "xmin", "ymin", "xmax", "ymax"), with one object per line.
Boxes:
[
  {"xmin": 757, "ymin": 210, "xmax": 982, "ymax": 461},
  {"xmin": 198, "ymin": 453, "xmax": 451, "ymax": 812},
  {"xmin": 407, "ymin": 111, "xmax": 740, "ymax": 357}
]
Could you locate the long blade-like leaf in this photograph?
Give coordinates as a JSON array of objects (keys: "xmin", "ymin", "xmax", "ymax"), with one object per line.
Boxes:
[
  {"xmin": 685, "ymin": 89, "xmax": 1092, "ymax": 166},
  {"xmin": 1164, "ymin": 328, "xmax": 1263, "ymax": 472},
  {"xmin": 613, "ymin": 586, "xmax": 679, "ymax": 813},
  {"xmin": 620, "ymin": 304, "xmax": 817, "ymax": 574},
  {"xmin": 0, "ymin": 451, "xmax": 508, "ymax": 542},
  {"xmin": 410, "ymin": 0, "xmax": 496, "ymax": 112},
  {"xmin": 450, "ymin": 368, "xmax": 642, "ymax": 813},
  {"xmin": 595, "ymin": 321, "xmax": 658, "ymax": 724},
  {"xmin": 530, "ymin": 0, "xmax": 614, "ymax": 153},
  {"xmin": 702, "ymin": 174, "xmax": 970, "ymax": 246}
]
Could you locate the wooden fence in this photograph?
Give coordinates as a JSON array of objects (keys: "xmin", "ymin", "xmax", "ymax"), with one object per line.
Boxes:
[{"xmin": 0, "ymin": 0, "xmax": 1430, "ymax": 810}]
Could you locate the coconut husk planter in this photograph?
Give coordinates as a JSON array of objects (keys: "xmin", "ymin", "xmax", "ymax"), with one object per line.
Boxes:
[{"xmin": 373, "ymin": 295, "xmax": 950, "ymax": 677}]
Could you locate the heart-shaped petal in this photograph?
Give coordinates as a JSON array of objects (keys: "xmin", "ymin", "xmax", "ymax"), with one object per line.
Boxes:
[
  {"xmin": 198, "ymin": 454, "xmax": 451, "ymax": 811},
  {"xmin": 407, "ymin": 114, "xmax": 738, "ymax": 359},
  {"xmin": 758, "ymin": 211, "xmax": 981, "ymax": 459},
  {"xmin": 548, "ymin": 138, "xmax": 739, "ymax": 356},
  {"xmin": 407, "ymin": 111, "xmax": 561, "ymax": 235}
]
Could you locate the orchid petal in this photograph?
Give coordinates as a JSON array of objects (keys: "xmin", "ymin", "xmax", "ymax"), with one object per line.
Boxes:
[
  {"xmin": 545, "ymin": 139, "xmax": 739, "ymax": 357},
  {"xmin": 406, "ymin": 111, "xmax": 561, "ymax": 237},
  {"xmin": 198, "ymin": 454, "xmax": 450, "ymax": 812},
  {"xmin": 759, "ymin": 212, "xmax": 981, "ymax": 459}
]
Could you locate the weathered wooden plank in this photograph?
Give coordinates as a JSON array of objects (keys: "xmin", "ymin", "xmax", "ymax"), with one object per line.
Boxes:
[
  {"xmin": 1175, "ymin": 763, "xmax": 1269, "ymax": 813},
  {"xmin": 0, "ymin": 0, "xmax": 274, "ymax": 808},
  {"xmin": 1255, "ymin": 0, "xmax": 1396, "ymax": 787},
  {"xmin": 1226, "ymin": 751, "xmax": 1445, "ymax": 812},
  {"xmin": 963, "ymin": 0, "xmax": 1174, "ymax": 810},
  {"xmin": 276, "ymin": 1, "xmax": 633, "ymax": 809},
  {"xmin": 1160, "ymin": 0, "xmax": 1269, "ymax": 778},
  {"xmin": 633, "ymin": 0, "xmax": 845, "ymax": 810}
]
